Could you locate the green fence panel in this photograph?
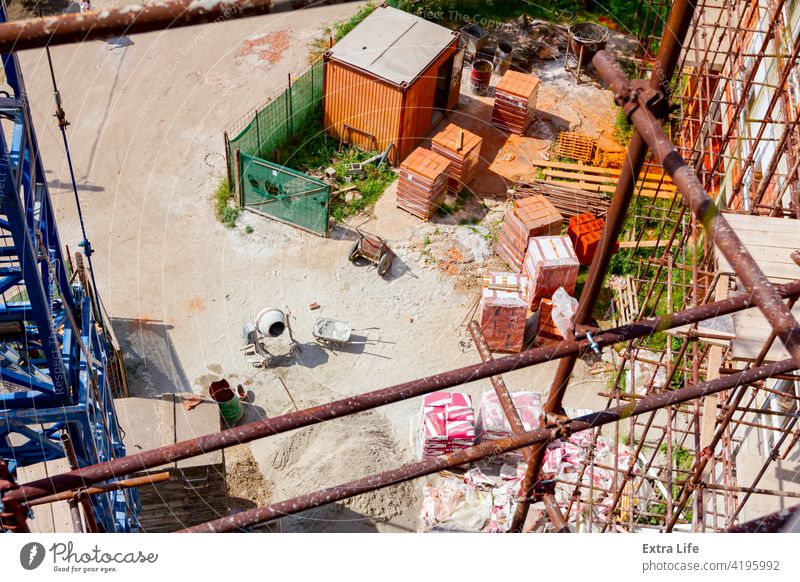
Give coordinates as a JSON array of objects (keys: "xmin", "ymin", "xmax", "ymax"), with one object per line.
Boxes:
[
  {"xmin": 226, "ymin": 59, "xmax": 325, "ymax": 187},
  {"xmin": 239, "ymin": 153, "xmax": 330, "ymax": 237}
]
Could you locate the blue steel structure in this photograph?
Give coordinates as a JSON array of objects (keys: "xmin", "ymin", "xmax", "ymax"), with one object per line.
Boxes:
[{"xmin": 0, "ymin": 9, "xmax": 137, "ymax": 532}]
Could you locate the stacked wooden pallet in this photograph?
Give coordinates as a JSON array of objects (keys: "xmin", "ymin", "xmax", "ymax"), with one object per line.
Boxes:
[
  {"xmin": 496, "ymin": 194, "xmax": 562, "ymax": 271},
  {"xmin": 492, "ymin": 71, "xmax": 540, "ymax": 134},
  {"xmin": 431, "ymin": 124, "xmax": 483, "ymax": 195},
  {"xmin": 553, "ymin": 132, "xmax": 597, "ymax": 163},
  {"xmin": 396, "ymin": 147, "xmax": 452, "ymax": 220},
  {"xmin": 479, "ymin": 272, "xmax": 530, "ymax": 353},
  {"xmin": 530, "ymin": 159, "xmax": 677, "ymax": 199}
]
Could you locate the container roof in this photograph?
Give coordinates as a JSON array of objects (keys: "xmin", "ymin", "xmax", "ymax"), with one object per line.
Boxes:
[{"xmin": 328, "ymin": 6, "xmax": 455, "ymax": 86}]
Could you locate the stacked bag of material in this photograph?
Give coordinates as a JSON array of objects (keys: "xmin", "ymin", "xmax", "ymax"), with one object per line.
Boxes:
[
  {"xmin": 479, "ymin": 272, "xmax": 530, "ymax": 353},
  {"xmin": 492, "ymin": 70, "xmax": 540, "ymax": 134},
  {"xmin": 431, "ymin": 123, "xmax": 483, "ymax": 195},
  {"xmin": 496, "ymin": 194, "xmax": 563, "ymax": 271},
  {"xmin": 524, "ymin": 235, "xmax": 580, "ymax": 310},
  {"xmin": 476, "ymin": 390, "xmax": 542, "ymax": 462},
  {"xmin": 419, "ymin": 391, "xmax": 475, "ymax": 458},
  {"xmin": 396, "ymin": 147, "xmax": 451, "ymax": 220}
]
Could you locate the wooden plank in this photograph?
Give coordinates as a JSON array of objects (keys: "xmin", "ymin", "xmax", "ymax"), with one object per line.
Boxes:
[
  {"xmin": 542, "ymin": 178, "xmax": 675, "ymax": 199},
  {"xmin": 542, "ymin": 169, "xmax": 678, "ymax": 191},
  {"xmin": 531, "ymin": 159, "xmax": 674, "ymax": 183},
  {"xmin": 618, "ymin": 239, "xmax": 672, "ymax": 249},
  {"xmin": 722, "ymin": 212, "xmax": 800, "ymax": 235}
]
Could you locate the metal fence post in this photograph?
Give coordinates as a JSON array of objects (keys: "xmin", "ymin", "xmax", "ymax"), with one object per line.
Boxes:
[
  {"xmin": 235, "ymin": 148, "xmax": 243, "ymax": 207},
  {"xmin": 254, "ymin": 109, "xmax": 261, "ymax": 157},
  {"xmin": 288, "ymin": 72, "xmax": 294, "ymax": 136},
  {"xmin": 223, "ymin": 131, "xmax": 232, "ymax": 191}
]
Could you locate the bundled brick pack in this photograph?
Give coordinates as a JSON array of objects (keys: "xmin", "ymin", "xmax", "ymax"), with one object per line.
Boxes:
[
  {"xmin": 492, "ymin": 71, "xmax": 540, "ymax": 134},
  {"xmin": 479, "ymin": 272, "xmax": 530, "ymax": 353},
  {"xmin": 431, "ymin": 124, "xmax": 483, "ymax": 195},
  {"xmin": 496, "ymin": 194, "xmax": 562, "ymax": 271},
  {"xmin": 567, "ymin": 212, "xmax": 613, "ymax": 265},
  {"xmin": 523, "ymin": 235, "xmax": 580, "ymax": 310},
  {"xmin": 476, "ymin": 390, "xmax": 543, "ymax": 461},
  {"xmin": 536, "ymin": 298, "xmax": 563, "ymax": 341},
  {"xmin": 397, "ymin": 147, "xmax": 451, "ymax": 220},
  {"xmin": 419, "ymin": 391, "xmax": 475, "ymax": 458}
]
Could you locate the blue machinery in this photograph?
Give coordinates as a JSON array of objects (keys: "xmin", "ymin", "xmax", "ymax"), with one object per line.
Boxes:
[{"xmin": 0, "ymin": 9, "xmax": 137, "ymax": 531}]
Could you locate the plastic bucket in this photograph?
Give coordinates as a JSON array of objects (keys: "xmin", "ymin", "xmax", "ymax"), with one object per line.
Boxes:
[
  {"xmin": 493, "ymin": 40, "xmax": 513, "ymax": 76},
  {"xmin": 470, "ymin": 59, "xmax": 493, "ymax": 95},
  {"xmin": 210, "ymin": 379, "xmax": 243, "ymax": 424}
]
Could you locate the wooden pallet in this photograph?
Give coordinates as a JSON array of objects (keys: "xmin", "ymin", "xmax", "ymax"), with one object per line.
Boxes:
[{"xmin": 552, "ymin": 132, "xmax": 596, "ymax": 163}]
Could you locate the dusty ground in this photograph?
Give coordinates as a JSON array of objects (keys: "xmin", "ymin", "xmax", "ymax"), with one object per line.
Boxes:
[{"xmin": 26, "ymin": 3, "xmax": 780, "ymax": 533}]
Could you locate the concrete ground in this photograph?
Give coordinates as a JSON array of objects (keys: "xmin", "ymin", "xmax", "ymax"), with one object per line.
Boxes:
[{"xmin": 16, "ymin": 2, "xmax": 795, "ymax": 532}]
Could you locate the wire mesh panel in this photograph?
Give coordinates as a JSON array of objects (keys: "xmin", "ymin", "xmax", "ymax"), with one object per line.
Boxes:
[
  {"xmin": 239, "ymin": 153, "xmax": 330, "ymax": 237},
  {"xmin": 226, "ymin": 59, "xmax": 324, "ymax": 184}
]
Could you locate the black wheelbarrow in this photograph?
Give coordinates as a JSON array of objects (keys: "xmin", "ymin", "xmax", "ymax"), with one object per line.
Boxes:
[{"xmin": 348, "ymin": 226, "xmax": 395, "ymax": 278}]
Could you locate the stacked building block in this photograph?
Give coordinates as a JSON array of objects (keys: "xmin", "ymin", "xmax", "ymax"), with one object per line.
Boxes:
[
  {"xmin": 567, "ymin": 213, "xmax": 617, "ymax": 265},
  {"xmin": 397, "ymin": 147, "xmax": 452, "ymax": 220},
  {"xmin": 431, "ymin": 124, "xmax": 483, "ymax": 195},
  {"xmin": 536, "ymin": 298, "xmax": 564, "ymax": 341},
  {"xmin": 492, "ymin": 71, "xmax": 540, "ymax": 134},
  {"xmin": 419, "ymin": 391, "xmax": 475, "ymax": 458},
  {"xmin": 477, "ymin": 390, "xmax": 543, "ymax": 461},
  {"xmin": 523, "ymin": 235, "xmax": 580, "ymax": 310},
  {"xmin": 479, "ymin": 272, "xmax": 530, "ymax": 353},
  {"xmin": 496, "ymin": 194, "xmax": 563, "ymax": 271}
]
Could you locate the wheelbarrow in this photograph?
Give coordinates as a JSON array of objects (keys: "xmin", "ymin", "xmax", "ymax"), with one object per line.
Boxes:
[
  {"xmin": 348, "ymin": 226, "xmax": 395, "ymax": 278},
  {"xmin": 312, "ymin": 317, "xmax": 354, "ymax": 349}
]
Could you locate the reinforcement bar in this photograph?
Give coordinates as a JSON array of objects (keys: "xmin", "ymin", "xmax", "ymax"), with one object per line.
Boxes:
[{"xmin": 5, "ymin": 279, "xmax": 800, "ymax": 509}]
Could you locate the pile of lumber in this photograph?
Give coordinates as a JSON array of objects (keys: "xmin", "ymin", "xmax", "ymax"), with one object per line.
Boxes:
[
  {"xmin": 396, "ymin": 147, "xmax": 451, "ymax": 220},
  {"xmin": 530, "ymin": 159, "xmax": 677, "ymax": 199},
  {"xmin": 512, "ymin": 181, "xmax": 609, "ymax": 218},
  {"xmin": 479, "ymin": 272, "xmax": 530, "ymax": 353},
  {"xmin": 496, "ymin": 194, "xmax": 563, "ymax": 271},
  {"xmin": 431, "ymin": 124, "xmax": 483, "ymax": 195},
  {"xmin": 492, "ymin": 70, "xmax": 540, "ymax": 134}
]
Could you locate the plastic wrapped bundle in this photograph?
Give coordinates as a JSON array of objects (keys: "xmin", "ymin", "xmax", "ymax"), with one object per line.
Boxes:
[
  {"xmin": 419, "ymin": 391, "xmax": 475, "ymax": 458},
  {"xmin": 476, "ymin": 390, "xmax": 542, "ymax": 462}
]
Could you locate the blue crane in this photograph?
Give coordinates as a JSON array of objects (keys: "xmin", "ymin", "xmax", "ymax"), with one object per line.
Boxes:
[{"xmin": 0, "ymin": 6, "xmax": 138, "ymax": 532}]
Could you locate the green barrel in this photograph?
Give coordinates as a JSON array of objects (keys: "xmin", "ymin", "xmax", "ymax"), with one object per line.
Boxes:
[{"xmin": 209, "ymin": 380, "xmax": 244, "ymax": 424}]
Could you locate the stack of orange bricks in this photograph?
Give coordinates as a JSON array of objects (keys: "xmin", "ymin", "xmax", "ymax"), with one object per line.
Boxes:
[
  {"xmin": 567, "ymin": 213, "xmax": 617, "ymax": 265},
  {"xmin": 496, "ymin": 194, "xmax": 562, "ymax": 272},
  {"xmin": 396, "ymin": 147, "xmax": 452, "ymax": 220},
  {"xmin": 536, "ymin": 298, "xmax": 563, "ymax": 341},
  {"xmin": 431, "ymin": 124, "xmax": 483, "ymax": 196},
  {"xmin": 492, "ymin": 71, "xmax": 540, "ymax": 135},
  {"xmin": 479, "ymin": 272, "xmax": 530, "ymax": 353}
]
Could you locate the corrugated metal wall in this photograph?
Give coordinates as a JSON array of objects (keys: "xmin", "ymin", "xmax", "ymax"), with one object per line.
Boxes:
[
  {"xmin": 323, "ymin": 37, "xmax": 459, "ymax": 166},
  {"xmin": 323, "ymin": 60, "xmax": 403, "ymax": 163}
]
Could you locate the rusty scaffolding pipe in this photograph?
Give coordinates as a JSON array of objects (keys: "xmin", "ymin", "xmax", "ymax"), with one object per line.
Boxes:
[
  {"xmin": 0, "ymin": 0, "xmax": 362, "ymax": 53},
  {"xmin": 5, "ymin": 280, "xmax": 800, "ymax": 510},
  {"xmin": 182, "ymin": 357, "xmax": 799, "ymax": 532}
]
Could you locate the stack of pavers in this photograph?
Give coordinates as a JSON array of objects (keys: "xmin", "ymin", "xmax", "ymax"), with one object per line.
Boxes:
[
  {"xmin": 431, "ymin": 124, "xmax": 483, "ymax": 195},
  {"xmin": 492, "ymin": 70, "xmax": 540, "ymax": 134},
  {"xmin": 419, "ymin": 391, "xmax": 475, "ymax": 458},
  {"xmin": 477, "ymin": 390, "xmax": 543, "ymax": 462},
  {"xmin": 396, "ymin": 147, "xmax": 451, "ymax": 220},
  {"xmin": 524, "ymin": 235, "xmax": 580, "ymax": 310},
  {"xmin": 496, "ymin": 194, "xmax": 563, "ymax": 272},
  {"xmin": 567, "ymin": 212, "xmax": 610, "ymax": 265},
  {"xmin": 479, "ymin": 272, "xmax": 530, "ymax": 353}
]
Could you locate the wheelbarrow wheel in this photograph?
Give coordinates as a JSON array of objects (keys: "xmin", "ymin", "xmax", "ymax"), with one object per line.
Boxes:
[
  {"xmin": 377, "ymin": 252, "xmax": 393, "ymax": 277},
  {"xmin": 348, "ymin": 239, "xmax": 360, "ymax": 262}
]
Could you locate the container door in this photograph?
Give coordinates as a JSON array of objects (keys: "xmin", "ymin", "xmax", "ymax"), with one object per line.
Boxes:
[{"xmin": 447, "ymin": 48, "xmax": 465, "ymax": 110}]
